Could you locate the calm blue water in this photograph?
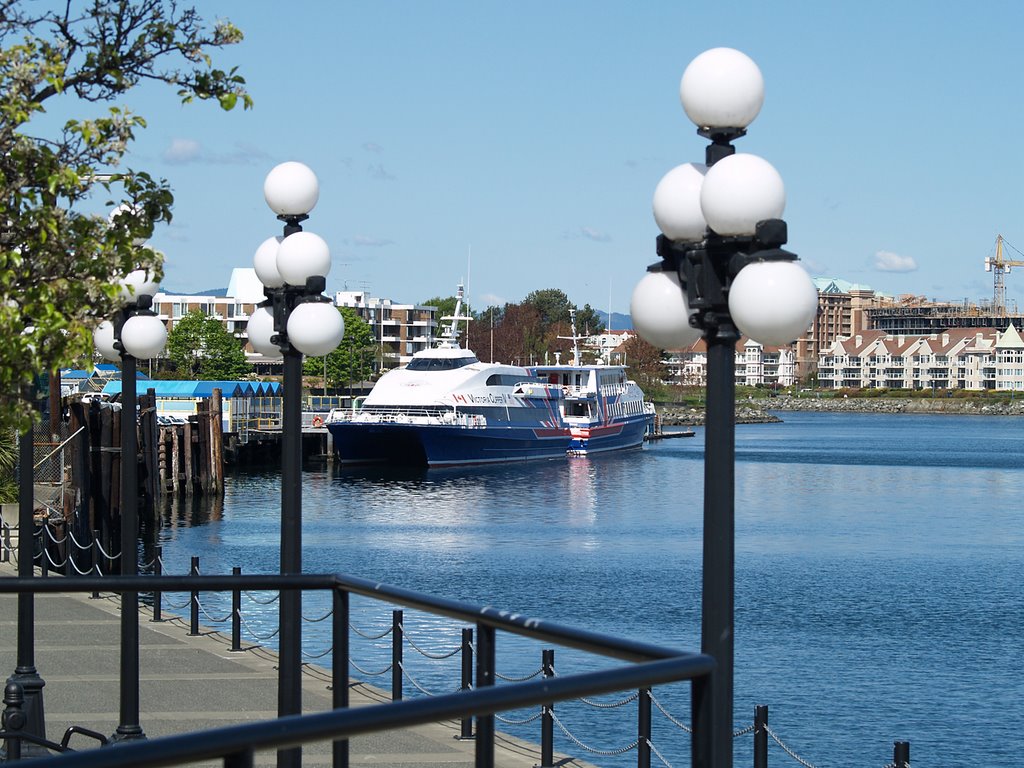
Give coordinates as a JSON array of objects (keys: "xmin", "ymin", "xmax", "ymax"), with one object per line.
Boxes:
[{"xmin": 154, "ymin": 412, "xmax": 1024, "ymax": 768}]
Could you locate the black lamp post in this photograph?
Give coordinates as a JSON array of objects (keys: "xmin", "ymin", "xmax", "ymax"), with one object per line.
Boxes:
[
  {"xmin": 249, "ymin": 161, "xmax": 344, "ymax": 768},
  {"xmin": 631, "ymin": 48, "xmax": 818, "ymax": 768},
  {"xmin": 6, "ymin": 382, "xmax": 49, "ymax": 757},
  {"xmin": 95, "ymin": 263, "xmax": 167, "ymax": 743}
]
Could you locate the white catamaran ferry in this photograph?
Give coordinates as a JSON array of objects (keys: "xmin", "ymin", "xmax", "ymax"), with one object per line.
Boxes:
[{"xmin": 326, "ymin": 291, "xmax": 653, "ymax": 466}]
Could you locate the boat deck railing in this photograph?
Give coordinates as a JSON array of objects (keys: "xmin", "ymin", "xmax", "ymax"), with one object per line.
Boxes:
[{"xmin": 328, "ymin": 405, "xmax": 488, "ymax": 429}]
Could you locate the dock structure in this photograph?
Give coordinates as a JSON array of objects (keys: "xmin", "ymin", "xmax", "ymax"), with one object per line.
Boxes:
[{"xmin": 0, "ymin": 560, "xmax": 591, "ymax": 768}]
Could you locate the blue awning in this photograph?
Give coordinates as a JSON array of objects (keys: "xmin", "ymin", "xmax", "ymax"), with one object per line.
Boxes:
[{"xmin": 102, "ymin": 380, "xmax": 281, "ymax": 398}]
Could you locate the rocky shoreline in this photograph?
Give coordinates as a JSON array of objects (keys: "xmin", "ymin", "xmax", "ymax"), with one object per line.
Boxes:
[{"xmin": 656, "ymin": 396, "xmax": 1024, "ymax": 426}]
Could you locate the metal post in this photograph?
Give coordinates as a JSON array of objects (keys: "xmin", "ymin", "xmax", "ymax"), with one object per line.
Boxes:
[
  {"xmin": 189, "ymin": 556, "xmax": 200, "ymax": 636},
  {"xmin": 637, "ymin": 688, "xmax": 652, "ymax": 768},
  {"xmin": 697, "ymin": 320, "xmax": 737, "ymax": 768},
  {"xmin": 6, "ymin": 423, "xmax": 47, "ymax": 755},
  {"xmin": 540, "ymin": 649, "xmax": 554, "ymax": 767},
  {"xmin": 91, "ymin": 528, "xmax": 101, "ymax": 598},
  {"xmin": 278, "ymin": 346, "xmax": 303, "ymax": 768},
  {"xmin": 231, "ymin": 567, "xmax": 242, "ymax": 652},
  {"xmin": 893, "ymin": 741, "xmax": 910, "ymax": 768},
  {"xmin": 459, "ymin": 628, "xmax": 473, "ymax": 740},
  {"xmin": 63, "ymin": 521, "xmax": 73, "ymax": 578},
  {"xmin": 151, "ymin": 546, "xmax": 162, "ymax": 622},
  {"xmin": 113, "ymin": 351, "xmax": 144, "ymax": 742},
  {"xmin": 391, "ymin": 609, "xmax": 404, "ymax": 701},
  {"xmin": 39, "ymin": 523, "xmax": 48, "ymax": 576},
  {"xmin": 754, "ymin": 704, "xmax": 768, "ymax": 768},
  {"xmin": 332, "ymin": 588, "xmax": 349, "ymax": 768},
  {"xmin": 2, "ymin": 682, "xmax": 26, "ymax": 761},
  {"xmin": 474, "ymin": 622, "xmax": 496, "ymax": 768}
]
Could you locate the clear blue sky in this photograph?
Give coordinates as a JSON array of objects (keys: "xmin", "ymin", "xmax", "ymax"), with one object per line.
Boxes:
[{"xmin": 90, "ymin": 0, "xmax": 1024, "ymax": 314}]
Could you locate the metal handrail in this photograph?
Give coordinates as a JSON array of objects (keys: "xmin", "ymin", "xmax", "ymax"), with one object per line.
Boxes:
[
  {"xmin": 0, "ymin": 573, "xmax": 697, "ymax": 662},
  {"xmin": 21, "ymin": 657, "xmax": 710, "ymax": 768},
  {"xmin": 0, "ymin": 572, "xmax": 715, "ymax": 768}
]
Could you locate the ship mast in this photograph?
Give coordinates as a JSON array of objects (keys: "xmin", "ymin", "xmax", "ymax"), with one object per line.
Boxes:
[
  {"xmin": 557, "ymin": 308, "xmax": 587, "ymax": 366},
  {"xmin": 437, "ymin": 283, "xmax": 473, "ymax": 349}
]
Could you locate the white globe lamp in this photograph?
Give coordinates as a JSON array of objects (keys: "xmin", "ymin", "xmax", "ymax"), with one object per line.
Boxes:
[
  {"xmin": 680, "ymin": 47, "xmax": 765, "ymax": 130},
  {"xmin": 630, "ymin": 271, "xmax": 701, "ymax": 349},
  {"xmin": 120, "ymin": 314, "xmax": 167, "ymax": 359},
  {"xmin": 287, "ymin": 303, "xmax": 344, "ymax": 357},
  {"xmin": 108, "ymin": 203, "xmax": 151, "ymax": 246},
  {"xmin": 253, "ymin": 236, "xmax": 285, "ymax": 288},
  {"xmin": 653, "ymin": 163, "xmax": 708, "ymax": 243},
  {"xmin": 700, "ymin": 153, "xmax": 785, "ymax": 236},
  {"xmin": 247, "ymin": 306, "xmax": 282, "ymax": 358},
  {"xmin": 728, "ymin": 260, "xmax": 818, "ymax": 346},
  {"xmin": 94, "ymin": 320, "xmax": 120, "ymax": 362},
  {"xmin": 264, "ymin": 161, "xmax": 319, "ymax": 217},
  {"xmin": 276, "ymin": 231, "xmax": 331, "ymax": 287},
  {"xmin": 118, "ymin": 269, "xmax": 160, "ymax": 303}
]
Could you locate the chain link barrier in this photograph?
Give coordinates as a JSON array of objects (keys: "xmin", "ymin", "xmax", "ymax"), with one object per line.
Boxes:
[
  {"xmin": 495, "ymin": 665, "xmax": 544, "ymax": 683},
  {"xmin": 550, "ymin": 710, "xmax": 639, "ymax": 757},
  {"xmin": 242, "ymin": 591, "xmax": 280, "ymax": 605},
  {"xmin": 349, "ymin": 621, "xmax": 392, "ymax": 641},
  {"xmin": 649, "ymin": 690, "xmax": 693, "ymax": 734},
  {"xmin": 579, "ymin": 691, "xmax": 639, "ymax": 709},
  {"xmin": 400, "ymin": 623, "xmax": 463, "ymax": 660},
  {"xmin": 647, "ymin": 737, "xmax": 674, "ymax": 768},
  {"xmin": 193, "ymin": 596, "xmax": 233, "ymax": 624},
  {"xmin": 495, "ymin": 709, "xmax": 544, "ymax": 726},
  {"xmin": 765, "ymin": 724, "xmax": 820, "ymax": 768},
  {"xmin": 301, "ymin": 606, "xmax": 334, "ymax": 623},
  {"xmin": 348, "ymin": 658, "xmax": 392, "ymax": 677}
]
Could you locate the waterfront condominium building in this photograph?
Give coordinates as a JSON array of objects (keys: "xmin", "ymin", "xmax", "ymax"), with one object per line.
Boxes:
[
  {"xmin": 663, "ymin": 338, "xmax": 799, "ymax": 388},
  {"xmin": 333, "ymin": 290, "xmax": 438, "ymax": 372},
  {"xmin": 796, "ymin": 278, "xmax": 895, "ymax": 380},
  {"xmin": 817, "ymin": 324, "xmax": 1024, "ymax": 391}
]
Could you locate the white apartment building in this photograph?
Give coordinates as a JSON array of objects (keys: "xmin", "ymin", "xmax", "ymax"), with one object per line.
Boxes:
[
  {"xmin": 150, "ymin": 272, "xmax": 441, "ymax": 372},
  {"xmin": 818, "ymin": 325, "xmax": 1024, "ymax": 391},
  {"xmin": 664, "ymin": 339, "xmax": 799, "ymax": 387},
  {"xmin": 333, "ymin": 290, "xmax": 438, "ymax": 369}
]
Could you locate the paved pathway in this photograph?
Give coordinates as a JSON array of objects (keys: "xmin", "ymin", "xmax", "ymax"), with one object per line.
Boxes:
[{"xmin": 0, "ymin": 560, "xmax": 589, "ymax": 767}]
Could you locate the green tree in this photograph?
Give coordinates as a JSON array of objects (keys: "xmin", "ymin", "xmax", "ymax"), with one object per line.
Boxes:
[
  {"xmin": 0, "ymin": 430, "xmax": 16, "ymax": 503},
  {"xmin": 0, "ymin": 1, "xmax": 250, "ymax": 432},
  {"xmin": 303, "ymin": 307, "xmax": 375, "ymax": 387},
  {"xmin": 421, "ymin": 295, "xmax": 459, "ymax": 321},
  {"xmin": 166, "ymin": 311, "xmax": 252, "ymax": 380},
  {"xmin": 522, "ymin": 288, "xmax": 572, "ymax": 327},
  {"xmin": 623, "ymin": 335, "xmax": 664, "ymax": 387}
]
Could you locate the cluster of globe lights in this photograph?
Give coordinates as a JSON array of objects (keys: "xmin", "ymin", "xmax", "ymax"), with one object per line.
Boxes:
[
  {"xmin": 94, "ymin": 205, "xmax": 168, "ymax": 362},
  {"xmin": 630, "ymin": 47, "xmax": 818, "ymax": 350},
  {"xmin": 248, "ymin": 161, "xmax": 344, "ymax": 359}
]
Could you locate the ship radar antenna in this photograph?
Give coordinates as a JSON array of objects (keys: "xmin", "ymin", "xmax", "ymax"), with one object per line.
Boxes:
[
  {"xmin": 557, "ymin": 308, "xmax": 586, "ymax": 366},
  {"xmin": 438, "ymin": 283, "xmax": 473, "ymax": 349}
]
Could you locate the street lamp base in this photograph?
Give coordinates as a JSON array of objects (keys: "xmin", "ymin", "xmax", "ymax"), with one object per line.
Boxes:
[{"xmin": 110, "ymin": 724, "xmax": 146, "ymax": 742}]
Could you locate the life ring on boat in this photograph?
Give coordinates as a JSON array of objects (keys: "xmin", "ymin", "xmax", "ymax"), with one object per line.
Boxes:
[{"xmin": 312, "ymin": 415, "xmax": 324, "ymax": 428}]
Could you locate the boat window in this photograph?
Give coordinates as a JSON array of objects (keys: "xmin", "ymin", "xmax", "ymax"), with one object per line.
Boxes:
[
  {"xmin": 407, "ymin": 354, "xmax": 479, "ymax": 371},
  {"xmin": 487, "ymin": 374, "xmax": 540, "ymax": 387}
]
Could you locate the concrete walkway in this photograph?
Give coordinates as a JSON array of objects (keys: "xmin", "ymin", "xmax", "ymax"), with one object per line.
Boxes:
[{"xmin": 0, "ymin": 560, "xmax": 589, "ymax": 767}]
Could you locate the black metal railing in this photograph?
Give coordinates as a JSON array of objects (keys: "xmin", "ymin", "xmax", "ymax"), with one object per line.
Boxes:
[{"xmin": 0, "ymin": 572, "xmax": 716, "ymax": 768}]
